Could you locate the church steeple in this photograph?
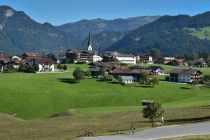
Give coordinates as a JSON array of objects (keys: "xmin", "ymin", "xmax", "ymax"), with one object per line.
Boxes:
[{"xmin": 87, "ymin": 33, "xmax": 93, "ymax": 51}]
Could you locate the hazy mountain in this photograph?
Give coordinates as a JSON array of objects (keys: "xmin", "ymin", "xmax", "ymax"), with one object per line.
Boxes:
[
  {"xmin": 107, "ymin": 12, "xmax": 210, "ymax": 55},
  {"xmin": 57, "ymin": 16, "xmax": 160, "ymax": 40},
  {"xmin": 0, "ymin": 6, "xmax": 80, "ymax": 54}
]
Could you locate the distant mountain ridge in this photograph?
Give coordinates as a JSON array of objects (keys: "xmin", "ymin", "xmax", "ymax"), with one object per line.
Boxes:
[
  {"xmin": 57, "ymin": 16, "xmax": 160, "ymax": 40},
  {"xmin": 0, "ymin": 5, "xmax": 80, "ymax": 54},
  {"xmin": 0, "ymin": 5, "xmax": 160, "ymax": 54},
  {"xmin": 107, "ymin": 11, "xmax": 210, "ymax": 55}
]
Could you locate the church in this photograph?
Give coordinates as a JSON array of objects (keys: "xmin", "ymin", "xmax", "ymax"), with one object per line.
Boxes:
[{"xmin": 79, "ymin": 33, "xmax": 103, "ymax": 62}]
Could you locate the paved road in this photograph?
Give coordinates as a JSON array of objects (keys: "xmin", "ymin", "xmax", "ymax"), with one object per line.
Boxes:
[{"xmin": 81, "ymin": 122, "xmax": 210, "ymax": 140}]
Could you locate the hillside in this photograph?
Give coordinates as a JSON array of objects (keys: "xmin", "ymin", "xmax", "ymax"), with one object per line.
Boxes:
[
  {"xmin": 186, "ymin": 27, "xmax": 210, "ymax": 41},
  {"xmin": 57, "ymin": 16, "xmax": 160, "ymax": 40},
  {"xmin": 107, "ymin": 12, "xmax": 210, "ymax": 55},
  {"xmin": 80, "ymin": 31, "xmax": 127, "ymax": 51},
  {"xmin": 0, "ymin": 6, "xmax": 80, "ymax": 54}
]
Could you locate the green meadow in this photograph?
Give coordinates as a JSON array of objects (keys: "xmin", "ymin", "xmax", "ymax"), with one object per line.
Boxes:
[
  {"xmin": 0, "ymin": 63, "xmax": 210, "ymax": 139},
  {"xmin": 0, "ymin": 64, "xmax": 210, "ymax": 120}
]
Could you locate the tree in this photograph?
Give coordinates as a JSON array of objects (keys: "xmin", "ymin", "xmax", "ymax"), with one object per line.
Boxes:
[
  {"xmin": 99, "ymin": 67, "xmax": 106, "ymax": 77},
  {"xmin": 85, "ymin": 70, "xmax": 91, "ymax": 77},
  {"xmin": 149, "ymin": 77, "xmax": 159, "ymax": 87},
  {"xmin": 63, "ymin": 65, "xmax": 67, "ymax": 71},
  {"xmin": 151, "ymin": 48, "xmax": 161, "ymax": 60},
  {"xmin": 73, "ymin": 67, "xmax": 84, "ymax": 82},
  {"xmin": 143, "ymin": 102, "xmax": 164, "ymax": 126},
  {"xmin": 57, "ymin": 64, "xmax": 63, "ymax": 70},
  {"xmin": 138, "ymin": 71, "xmax": 148, "ymax": 83}
]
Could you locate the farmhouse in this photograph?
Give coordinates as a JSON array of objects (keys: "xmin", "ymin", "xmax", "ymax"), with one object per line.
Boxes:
[
  {"xmin": 169, "ymin": 68, "xmax": 203, "ymax": 83},
  {"xmin": 89, "ymin": 62, "xmax": 123, "ymax": 76},
  {"xmin": 115, "ymin": 54, "xmax": 137, "ymax": 64},
  {"xmin": 28, "ymin": 58, "xmax": 55, "ymax": 72},
  {"xmin": 22, "ymin": 52, "xmax": 40, "ymax": 59},
  {"xmin": 148, "ymin": 66, "xmax": 165, "ymax": 75},
  {"xmin": 137, "ymin": 55, "xmax": 153, "ymax": 64}
]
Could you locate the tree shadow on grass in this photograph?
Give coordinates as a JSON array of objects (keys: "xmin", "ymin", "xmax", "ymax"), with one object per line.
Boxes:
[
  {"xmin": 135, "ymin": 85, "xmax": 154, "ymax": 88},
  {"xmin": 165, "ymin": 116, "xmax": 210, "ymax": 124},
  {"xmin": 180, "ymin": 86, "xmax": 191, "ymax": 89},
  {"xmin": 58, "ymin": 78, "xmax": 77, "ymax": 84}
]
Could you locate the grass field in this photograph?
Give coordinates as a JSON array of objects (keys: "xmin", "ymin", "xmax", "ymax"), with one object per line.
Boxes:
[
  {"xmin": 0, "ymin": 63, "xmax": 210, "ymax": 139},
  {"xmin": 0, "ymin": 64, "xmax": 210, "ymax": 119}
]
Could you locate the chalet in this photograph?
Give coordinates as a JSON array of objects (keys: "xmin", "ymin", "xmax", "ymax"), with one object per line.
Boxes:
[
  {"xmin": 89, "ymin": 62, "xmax": 123, "ymax": 76},
  {"xmin": 22, "ymin": 52, "xmax": 40, "ymax": 59},
  {"xmin": 28, "ymin": 58, "xmax": 55, "ymax": 72},
  {"xmin": 0, "ymin": 51, "xmax": 10, "ymax": 72},
  {"xmin": 194, "ymin": 58, "xmax": 208, "ymax": 67},
  {"xmin": 169, "ymin": 68, "xmax": 203, "ymax": 83},
  {"xmin": 111, "ymin": 67, "xmax": 143, "ymax": 81},
  {"xmin": 158, "ymin": 57, "xmax": 175, "ymax": 64},
  {"xmin": 79, "ymin": 51, "xmax": 94, "ymax": 62},
  {"xmin": 137, "ymin": 55, "xmax": 153, "ymax": 64},
  {"xmin": 115, "ymin": 54, "xmax": 137, "ymax": 64},
  {"xmin": 166, "ymin": 59, "xmax": 187, "ymax": 66},
  {"xmin": 148, "ymin": 66, "xmax": 165, "ymax": 75},
  {"xmin": 119, "ymin": 76, "xmax": 134, "ymax": 84}
]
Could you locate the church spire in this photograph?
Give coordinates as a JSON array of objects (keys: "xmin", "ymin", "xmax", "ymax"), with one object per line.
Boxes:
[{"xmin": 87, "ymin": 33, "xmax": 93, "ymax": 51}]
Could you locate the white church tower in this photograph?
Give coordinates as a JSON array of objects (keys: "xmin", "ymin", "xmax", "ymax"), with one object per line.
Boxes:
[{"xmin": 87, "ymin": 33, "xmax": 93, "ymax": 51}]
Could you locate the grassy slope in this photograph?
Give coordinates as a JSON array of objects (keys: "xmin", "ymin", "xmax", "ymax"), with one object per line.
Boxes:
[
  {"xmin": 186, "ymin": 27, "xmax": 210, "ymax": 40},
  {"xmin": 0, "ymin": 64, "xmax": 210, "ymax": 120},
  {"xmin": 1, "ymin": 107, "xmax": 210, "ymax": 140}
]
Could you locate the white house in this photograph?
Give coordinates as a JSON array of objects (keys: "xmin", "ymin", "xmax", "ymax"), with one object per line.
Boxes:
[
  {"xmin": 38, "ymin": 63, "xmax": 55, "ymax": 72},
  {"xmin": 169, "ymin": 68, "xmax": 203, "ymax": 83},
  {"xmin": 92, "ymin": 55, "xmax": 103, "ymax": 62},
  {"xmin": 116, "ymin": 54, "xmax": 137, "ymax": 64},
  {"xmin": 12, "ymin": 55, "xmax": 22, "ymax": 61},
  {"xmin": 28, "ymin": 58, "xmax": 55, "ymax": 72},
  {"xmin": 120, "ymin": 76, "xmax": 134, "ymax": 84}
]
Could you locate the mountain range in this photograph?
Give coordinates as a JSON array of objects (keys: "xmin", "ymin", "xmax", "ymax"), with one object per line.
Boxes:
[
  {"xmin": 0, "ymin": 5, "xmax": 159, "ymax": 54},
  {"xmin": 107, "ymin": 12, "xmax": 210, "ymax": 55},
  {"xmin": 1, "ymin": 5, "xmax": 210, "ymax": 55},
  {"xmin": 57, "ymin": 16, "xmax": 160, "ymax": 40}
]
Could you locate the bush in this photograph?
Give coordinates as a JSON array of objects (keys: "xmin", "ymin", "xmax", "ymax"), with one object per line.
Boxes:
[
  {"xmin": 63, "ymin": 65, "xmax": 67, "ymax": 70},
  {"xmin": 57, "ymin": 64, "xmax": 63, "ymax": 70},
  {"xmin": 84, "ymin": 70, "xmax": 91, "ymax": 77},
  {"xmin": 73, "ymin": 67, "xmax": 84, "ymax": 82}
]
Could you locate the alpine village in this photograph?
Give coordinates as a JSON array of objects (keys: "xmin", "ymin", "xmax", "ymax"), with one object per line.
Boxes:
[{"xmin": 1, "ymin": 4, "xmax": 210, "ymax": 140}]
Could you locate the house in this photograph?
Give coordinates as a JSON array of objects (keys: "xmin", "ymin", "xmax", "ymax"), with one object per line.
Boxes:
[
  {"xmin": 115, "ymin": 54, "xmax": 137, "ymax": 64},
  {"xmin": 169, "ymin": 68, "xmax": 203, "ymax": 83},
  {"xmin": 157, "ymin": 57, "xmax": 175, "ymax": 64},
  {"xmin": 92, "ymin": 55, "xmax": 103, "ymax": 62},
  {"xmin": 12, "ymin": 55, "xmax": 22, "ymax": 61},
  {"xmin": 119, "ymin": 76, "xmax": 134, "ymax": 84},
  {"xmin": 137, "ymin": 55, "xmax": 153, "ymax": 64},
  {"xmin": 111, "ymin": 67, "xmax": 143, "ymax": 81},
  {"xmin": 0, "ymin": 51, "xmax": 10, "ymax": 72},
  {"xmin": 194, "ymin": 58, "xmax": 208, "ymax": 67},
  {"xmin": 28, "ymin": 58, "xmax": 55, "ymax": 72},
  {"xmin": 148, "ymin": 66, "xmax": 165, "ymax": 75},
  {"xmin": 79, "ymin": 51, "xmax": 94, "ymax": 62},
  {"xmin": 89, "ymin": 62, "xmax": 123, "ymax": 76},
  {"xmin": 167, "ymin": 59, "xmax": 187, "ymax": 66},
  {"xmin": 22, "ymin": 52, "xmax": 40, "ymax": 59}
]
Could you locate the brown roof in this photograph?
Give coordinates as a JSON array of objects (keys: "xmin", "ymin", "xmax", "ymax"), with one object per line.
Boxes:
[{"xmin": 22, "ymin": 52, "xmax": 40, "ymax": 57}]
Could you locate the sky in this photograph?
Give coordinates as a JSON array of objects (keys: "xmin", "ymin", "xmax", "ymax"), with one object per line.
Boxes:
[{"xmin": 0, "ymin": 0, "xmax": 210, "ymax": 25}]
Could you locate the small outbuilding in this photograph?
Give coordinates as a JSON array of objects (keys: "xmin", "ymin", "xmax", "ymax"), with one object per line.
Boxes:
[{"xmin": 120, "ymin": 76, "xmax": 134, "ymax": 84}]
